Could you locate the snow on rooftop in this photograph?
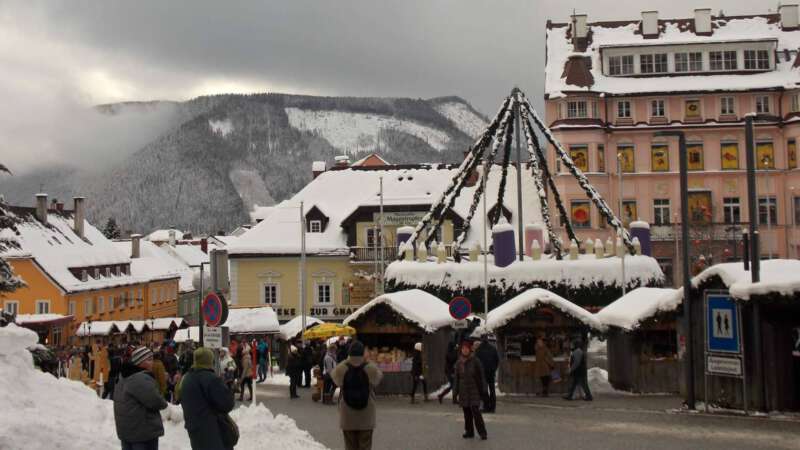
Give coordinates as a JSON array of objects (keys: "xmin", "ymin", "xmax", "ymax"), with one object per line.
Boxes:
[
  {"xmin": 278, "ymin": 315, "xmax": 324, "ymax": 341},
  {"xmin": 250, "ymin": 204, "xmax": 277, "ymax": 223},
  {"xmin": 343, "ymin": 289, "xmax": 455, "ymax": 332},
  {"xmin": 691, "ymin": 259, "xmax": 800, "ymax": 300},
  {"xmin": 225, "ymin": 307, "xmax": 280, "ymax": 334},
  {"xmin": 386, "ymin": 255, "xmax": 664, "ymax": 292},
  {"xmin": 546, "ymin": 16, "xmax": 800, "ymax": 98},
  {"xmin": 486, "ymin": 288, "xmax": 603, "ymax": 331},
  {"xmin": 75, "ymin": 321, "xmax": 120, "ymax": 336},
  {"xmin": 14, "ymin": 313, "xmax": 72, "ymax": 325},
  {"xmin": 166, "ymin": 243, "xmax": 209, "ymax": 267},
  {"xmin": 112, "ymin": 240, "xmax": 195, "ymax": 292},
  {"xmin": 229, "ymin": 165, "xmax": 543, "ymax": 256},
  {"xmin": 595, "ymin": 287, "xmax": 681, "ymax": 330}
]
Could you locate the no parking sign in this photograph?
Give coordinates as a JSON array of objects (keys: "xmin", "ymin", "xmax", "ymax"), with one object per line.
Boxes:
[
  {"xmin": 449, "ymin": 296, "xmax": 472, "ymax": 321},
  {"xmin": 202, "ymin": 292, "xmax": 229, "ymax": 327}
]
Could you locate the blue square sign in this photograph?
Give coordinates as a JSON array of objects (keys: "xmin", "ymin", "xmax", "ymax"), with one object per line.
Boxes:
[{"xmin": 706, "ymin": 294, "xmax": 740, "ymax": 354}]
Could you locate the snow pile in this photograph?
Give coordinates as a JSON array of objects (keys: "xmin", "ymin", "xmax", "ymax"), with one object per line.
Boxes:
[
  {"xmin": 209, "ymin": 119, "xmax": 234, "ymax": 137},
  {"xmin": 588, "ymin": 367, "xmax": 626, "ymax": 395},
  {"xmin": 486, "ymin": 288, "xmax": 604, "ymax": 332},
  {"xmin": 225, "ymin": 306, "xmax": 280, "ymax": 334},
  {"xmin": 432, "ymin": 101, "xmax": 487, "ymax": 138},
  {"xmin": 595, "ymin": 287, "xmax": 681, "ymax": 330},
  {"xmin": 279, "ymin": 316, "xmax": 324, "ymax": 341},
  {"xmin": 692, "ymin": 259, "xmax": 800, "ymax": 300},
  {"xmin": 0, "ymin": 324, "xmax": 327, "ymax": 450},
  {"xmin": 344, "ymin": 289, "xmax": 454, "ymax": 332},
  {"xmin": 285, "ymin": 107, "xmax": 451, "ymax": 152}
]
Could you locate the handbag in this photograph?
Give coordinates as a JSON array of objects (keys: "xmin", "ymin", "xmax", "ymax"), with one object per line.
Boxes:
[
  {"xmin": 217, "ymin": 413, "xmax": 240, "ymax": 448},
  {"xmin": 550, "ymin": 368, "xmax": 561, "ymax": 384}
]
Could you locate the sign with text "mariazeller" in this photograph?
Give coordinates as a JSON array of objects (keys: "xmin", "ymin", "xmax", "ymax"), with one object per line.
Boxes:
[{"xmin": 372, "ymin": 212, "xmax": 427, "ymax": 227}]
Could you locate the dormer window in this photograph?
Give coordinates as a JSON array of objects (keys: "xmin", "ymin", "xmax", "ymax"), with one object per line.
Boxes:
[
  {"xmin": 710, "ymin": 51, "xmax": 737, "ymax": 71},
  {"xmin": 115, "ymin": 266, "xmax": 121, "ymax": 276},
  {"xmin": 93, "ymin": 268, "xmax": 100, "ymax": 279},
  {"xmin": 567, "ymin": 100, "xmax": 587, "ymax": 118},
  {"xmin": 105, "ymin": 267, "xmax": 111, "ymax": 277},
  {"xmin": 744, "ymin": 50, "xmax": 769, "ymax": 70},
  {"xmin": 81, "ymin": 270, "xmax": 88, "ymax": 282},
  {"xmin": 305, "ymin": 205, "xmax": 329, "ymax": 233},
  {"xmin": 309, "ymin": 220, "xmax": 322, "ymax": 233},
  {"xmin": 640, "ymin": 53, "xmax": 667, "ymax": 74},
  {"xmin": 675, "ymin": 52, "xmax": 702, "ymax": 72},
  {"xmin": 609, "ymin": 55, "xmax": 634, "ymax": 75}
]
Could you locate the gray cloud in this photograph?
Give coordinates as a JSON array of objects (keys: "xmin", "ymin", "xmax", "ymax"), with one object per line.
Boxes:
[{"xmin": 0, "ymin": 0, "xmax": 764, "ymax": 173}]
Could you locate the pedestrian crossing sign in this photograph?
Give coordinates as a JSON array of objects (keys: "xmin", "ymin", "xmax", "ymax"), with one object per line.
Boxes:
[{"xmin": 706, "ymin": 294, "xmax": 740, "ymax": 354}]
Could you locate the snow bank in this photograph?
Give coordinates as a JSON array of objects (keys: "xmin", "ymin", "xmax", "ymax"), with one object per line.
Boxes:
[
  {"xmin": 692, "ymin": 259, "xmax": 800, "ymax": 300},
  {"xmin": 595, "ymin": 287, "xmax": 681, "ymax": 330},
  {"xmin": 486, "ymin": 288, "xmax": 604, "ymax": 332},
  {"xmin": 0, "ymin": 324, "xmax": 327, "ymax": 450},
  {"xmin": 343, "ymin": 289, "xmax": 454, "ymax": 332}
]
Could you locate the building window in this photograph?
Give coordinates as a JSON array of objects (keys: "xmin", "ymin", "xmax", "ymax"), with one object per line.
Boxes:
[
  {"xmin": 570, "ymin": 201, "xmax": 591, "ymax": 228},
  {"xmin": 720, "ymin": 97, "xmax": 735, "ymax": 116},
  {"xmin": 651, "ymin": 144, "xmax": 669, "ymax": 171},
  {"xmin": 723, "ymin": 197, "xmax": 741, "ymax": 224},
  {"xmin": 675, "ymin": 52, "xmax": 702, "ymax": 72},
  {"xmin": 656, "ymin": 257, "xmax": 674, "ymax": 286},
  {"xmin": 653, "ymin": 199, "xmax": 671, "ymax": 225},
  {"xmin": 4, "ymin": 301, "xmax": 19, "ymax": 315},
  {"xmin": 755, "ymin": 96, "xmax": 770, "ymax": 114},
  {"xmin": 596, "ymin": 145, "xmax": 606, "ymax": 172},
  {"xmin": 791, "ymin": 94, "xmax": 800, "ymax": 113},
  {"xmin": 757, "ymin": 141, "xmax": 775, "ymax": 169},
  {"xmin": 80, "ymin": 270, "xmax": 88, "ymax": 282},
  {"xmin": 687, "ymin": 142, "xmax": 704, "ymax": 171},
  {"xmin": 366, "ymin": 228, "xmax": 383, "ymax": 248},
  {"xmin": 622, "ymin": 200, "xmax": 637, "ymax": 226},
  {"xmin": 309, "ymin": 220, "xmax": 322, "ymax": 233},
  {"xmin": 35, "ymin": 300, "xmax": 50, "ymax": 314},
  {"xmin": 617, "ymin": 100, "xmax": 632, "ymax": 119},
  {"xmin": 84, "ymin": 299, "xmax": 92, "ymax": 317},
  {"xmin": 68, "ymin": 301, "xmax": 76, "ymax": 316},
  {"xmin": 794, "ymin": 197, "xmax": 800, "ymax": 224},
  {"xmin": 617, "ymin": 145, "xmax": 635, "ymax": 173},
  {"xmin": 758, "ymin": 196, "xmax": 778, "ymax": 226},
  {"xmin": 710, "ymin": 50, "xmax": 737, "ymax": 70},
  {"xmin": 569, "ymin": 145, "xmax": 589, "ymax": 172},
  {"xmin": 150, "ymin": 288, "xmax": 156, "ymax": 305},
  {"xmin": 684, "ymin": 99, "xmax": 701, "ymax": 120},
  {"xmin": 609, "ymin": 55, "xmax": 634, "ymax": 75},
  {"xmin": 105, "ymin": 267, "xmax": 111, "ymax": 277},
  {"xmin": 744, "ymin": 50, "xmax": 769, "ymax": 70},
  {"xmin": 650, "ymin": 99, "xmax": 665, "ymax": 118},
  {"xmin": 315, "ymin": 283, "xmax": 332, "ymax": 304},
  {"xmin": 98, "ymin": 296, "xmax": 104, "ymax": 313},
  {"xmin": 721, "ymin": 142, "xmax": 739, "ymax": 170},
  {"xmin": 567, "ymin": 100, "xmax": 588, "ymax": 119},
  {"xmin": 640, "ymin": 54, "xmax": 667, "ymax": 73},
  {"xmin": 115, "ymin": 266, "xmax": 121, "ymax": 276},
  {"xmin": 93, "ymin": 268, "xmax": 99, "ymax": 279},
  {"xmin": 159, "ymin": 287, "xmax": 166, "ymax": 304},
  {"xmin": 788, "ymin": 139, "xmax": 797, "ymax": 169},
  {"xmin": 263, "ymin": 283, "xmax": 279, "ymax": 305},
  {"xmin": 138, "ymin": 289, "xmax": 144, "ymax": 305}
]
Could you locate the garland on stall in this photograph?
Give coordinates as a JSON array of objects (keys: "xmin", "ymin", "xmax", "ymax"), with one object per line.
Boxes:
[
  {"xmin": 490, "ymin": 115, "xmax": 515, "ymax": 227},
  {"xmin": 453, "ymin": 158, "xmax": 490, "ymax": 252},
  {"xmin": 521, "ymin": 97, "xmax": 635, "ymax": 254}
]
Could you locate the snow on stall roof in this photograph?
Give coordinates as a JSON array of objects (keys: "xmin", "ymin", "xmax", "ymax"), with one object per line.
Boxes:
[
  {"xmin": 386, "ymin": 255, "xmax": 664, "ymax": 291},
  {"xmin": 225, "ymin": 307, "xmax": 280, "ymax": 334},
  {"xmin": 229, "ymin": 165, "xmax": 543, "ymax": 256},
  {"xmin": 546, "ymin": 16, "xmax": 800, "ymax": 98},
  {"xmin": 343, "ymin": 289, "xmax": 454, "ymax": 332},
  {"xmin": 278, "ymin": 316, "xmax": 324, "ymax": 341},
  {"xmin": 691, "ymin": 259, "xmax": 800, "ymax": 300},
  {"xmin": 112, "ymin": 240, "xmax": 195, "ymax": 293},
  {"xmin": 595, "ymin": 287, "xmax": 680, "ymax": 330},
  {"xmin": 486, "ymin": 288, "xmax": 604, "ymax": 331},
  {"xmin": 14, "ymin": 313, "xmax": 72, "ymax": 325},
  {"xmin": 75, "ymin": 321, "xmax": 120, "ymax": 336}
]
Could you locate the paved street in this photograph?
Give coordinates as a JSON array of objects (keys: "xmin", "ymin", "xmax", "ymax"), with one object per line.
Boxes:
[{"xmin": 249, "ymin": 383, "xmax": 800, "ymax": 450}]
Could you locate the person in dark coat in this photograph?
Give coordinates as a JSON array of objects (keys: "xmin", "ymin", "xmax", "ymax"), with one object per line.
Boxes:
[
  {"xmin": 103, "ymin": 346, "xmax": 122, "ymax": 400},
  {"xmin": 563, "ymin": 339, "xmax": 592, "ymax": 401},
  {"xmin": 179, "ymin": 347, "xmax": 236, "ymax": 450},
  {"xmin": 454, "ymin": 340, "xmax": 487, "ymax": 440},
  {"xmin": 113, "ymin": 346, "xmax": 168, "ymax": 450},
  {"xmin": 286, "ymin": 345, "xmax": 302, "ymax": 399},
  {"xmin": 474, "ymin": 335, "xmax": 499, "ymax": 413},
  {"xmin": 437, "ymin": 342, "xmax": 458, "ymax": 404},
  {"xmin": 409, "ymin": 342, "xmax": 427, "ymax": 403},
  {"xmin": 336, "ymin": 337, "xmax": 349, "ymax": 363},
  {"xmin": 301, "ymin": 343, "xmax": 314, "ymax": 388}
]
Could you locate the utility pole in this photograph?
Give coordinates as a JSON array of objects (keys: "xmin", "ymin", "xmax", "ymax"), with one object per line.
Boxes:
[
  {"xmin": 379, "ymin": 176, "xmax": 385, "ymax": 293},
  {"xmin": 300, "ymin": 202, "xmax": 307, "ymax": 346}
]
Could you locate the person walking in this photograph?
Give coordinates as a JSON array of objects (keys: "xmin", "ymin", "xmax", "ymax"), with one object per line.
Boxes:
[
  {"xmin": 238, "ymin": 342, "xmax": 254, "ymax": 402},
  {"xmin": 534, "ymin": 336, "xmax": 555, "ymax": 397},
  {"xmin": 323, "ymin": 343, "xmax": 338, "ymax": 404},
  {"xmin": 256, "ymin": 338, "xmax": 268, "ymax": 383},
  {"xmin": 454, "ymin": 340, "xmax": 487, "ymax": 440},
  {"xmin": 331, "ymin": 341, "xmax": 383, "ymax": 450},
  {"xmin": 301, "ymin": 342, "xmax": 314, "ymax": 388},
  {"xmin": 437, "ymin": 342, "xmax": 459, "ymax": 404},
  {"xmin": 220, "ymin": 348, "xmax": 237, "ymax": 393},
  {"xmin": 103, "ymin": 346, "xmax": 123, "ymax": 400},
  {"xmin": 474, "ymin": 336, "xmax": 499, "ymax": 413},
  {"xmin": 563, "ymin": 339, "xmax": 592, "ymax": 401},
  {"xmin": 113, "ymin": 346, "xmax": 168, "ymax": 450},
  {"xmin": 178, "ymin": 347, "xmax": 236, "ymax": 450},
  {"xmin": 287, "ymin": 345, "xmax": 302, "ymax": 399},
  {"xmin": 409, "ymin": 342, "xmax": 427, "ymax": 403}
]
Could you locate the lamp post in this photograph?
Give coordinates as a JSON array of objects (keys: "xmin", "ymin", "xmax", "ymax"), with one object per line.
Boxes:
[
  {"xmin": 87, "ymin": 319, "xmax": 92, "ymax": 346},
  {"xmin": 197, "ymin": 261, "xmax": 211, "ymax": 347},
  {"xmin": 761, "ymin": 155, "xmax": 773, "ymax": 260},
  {"xmin": 150, "ymin": 316, "xmax": 155, "ymax": 345},
  {"xmin": 654, "ymin": 130, "xmax": 694, "ymax": 410},
  {"xmin": 616, "ymin": 152, "xmax": 626, "ymax": 296}
]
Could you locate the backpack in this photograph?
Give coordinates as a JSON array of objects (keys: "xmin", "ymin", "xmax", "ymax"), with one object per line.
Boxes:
[{"xmin": 342, "ymin": 363, "xmax": 370, "ymax": 410}]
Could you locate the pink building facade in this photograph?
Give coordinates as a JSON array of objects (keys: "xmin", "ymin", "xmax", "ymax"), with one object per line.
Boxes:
[{"xmin": 545, "ymin": 7, "xmax": 800, "ymax": 285}]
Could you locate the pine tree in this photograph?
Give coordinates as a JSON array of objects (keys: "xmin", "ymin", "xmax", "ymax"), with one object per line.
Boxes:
[
  {"xmin": 0, "ymin": 163, "xmax": 24, "ymax": 294},
  {"xmin": 103, "ymin": 217, "xmax": 121, "ymax": 240}
]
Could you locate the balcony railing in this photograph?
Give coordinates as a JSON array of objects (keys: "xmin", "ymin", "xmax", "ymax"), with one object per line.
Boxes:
[{"xmin": 350, "ymin": 245, "xmax": 454, "ymax": 262}]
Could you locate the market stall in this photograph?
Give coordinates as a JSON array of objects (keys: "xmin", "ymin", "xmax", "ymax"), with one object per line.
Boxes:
[
  {"xmin": 344, "ymin": 289, "xmax": 455, "ymax": 395},
  {"xmin": 596, "ymin": 287, "xmax": 681, "ymax": 394},
  {"xmin": 486, "ymin": 288, "xmax": 604, "ymax": 395},
  {"xmin": 14, "ymin": 314, "xmax": 73, "ymax": 346},
  {"xmin": 276, "ymin": 316, "xmax": 324, "ymax": 370},
  {"xmin": 74, "ymin": 321, "xmax": 121, "ymax": 345}
]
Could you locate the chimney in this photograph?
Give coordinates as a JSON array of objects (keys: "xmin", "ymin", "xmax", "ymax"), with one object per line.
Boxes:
[
  {"xmin": 334, "ymin": 155, "xmax": 350, "ymax": 168},
  {"xmin": 73, "ymin": 197, "xmax": 85, "ymax": 239},
  {"xmin": 312, "ymin": 161, "xmax": 326, "ymax": 179},
  {"xmin": 168, "ymin": 229, "xmax": 176, "ymax": 246},
  {"xmin": 694, "ymin": 8, "xmax": 712, "ymax": 34},
  {"xmin": 642, "ymin": 11, "xmax": 659, "ymax": 37},
  {"xmin": 780, "ymin": 4, "xmax": 799, "ymax": 30},
  {"xmin": 201, "ymin": 237, "xmax": 208, "ymax": 254},
  {"xmin": 131, "ymin": 234, "xmax": 142, "ymax": 258},
  {"xmin": 35, "ymin": 193, "xmax": 48, "ymax": 224},
  {"xmin": 571, "ymin": 14, "xmax": 588, "ymax": 50}
]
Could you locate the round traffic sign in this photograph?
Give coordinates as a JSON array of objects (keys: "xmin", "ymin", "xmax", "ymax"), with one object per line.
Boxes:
[
  {"xmin": 449, "ymin": 296, "xmax": 472, "ymax": 321},
  {"xmin": 202, "ymin": 292, "xmax": 226, "ymax": 327}
]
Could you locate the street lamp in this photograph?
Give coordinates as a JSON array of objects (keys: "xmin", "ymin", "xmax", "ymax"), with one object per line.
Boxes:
[
  {"xmin": 760, "ymin": 155, "xmax": 773, "ymax": 260},
  {"xmin": 616, "ymin": 152, "xmax": 626, "ymax": 296},
  {"xmin": 197, "ymin": 261, "xmax": 211, "ymax": 346},
  {"xmin": 149, "ymin": 316, "xmax": 155, "ymax": 345},
  {"xmin": 654, "ymin": 129, "xmax": 694, "ymax": 410}
]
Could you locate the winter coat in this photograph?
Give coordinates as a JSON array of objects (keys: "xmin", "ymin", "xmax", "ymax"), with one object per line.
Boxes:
[
  {"xmin": 474, "ymin": 342, "xmax": 499, "ymax": 380},
  {"xmin": 151, "ymin": 359, "xmax": 168, "ymax": 396},
  {"xmin": 330, "ymin": 356, "xmax": 383, "ymax": 431},
  {"xmin": 533, "ymin": 341, "xmax": 555, "ymax": 378},
  {"xmin": 257, "ymin": 341, "xmax": 268, "ymax": 363},
  {"xmin": 94, "ymin": 347, "xmax": 110, "ymax": 385},
  {"xmin": 323, "ymin": 351, "xmax": 337, "ymax": 375},
  {"xmin": 179, "ymin": 368, "xmax": 236, "ymax": 450},
  {"xmin": 444, "ymin": 345, "xmax": 458, "ymax": 377},
  {"xmin": 68, "ymin": 355, "xmax": 83, "ymax": 381},
  {"xmin": 113, "ymin": 363, "xmax": 168, "ymax": 443},
  {"xmin": 569, "ymin": 347, "xmax": 587, "ymax": 376},
  {"xmin": 301, "ymin": 345, "xmax": 314, "ymax": 368},
  {"xmin": 411, "ymin": 350, "xmax": 424, "ymax": 377},
  {"xmin": 162, "ymin": 352, "xmax": 179, "ymax": 376},
  {"xmin": 336, "ymin": 343, "xmax": 348, "ymax": 363},
  {"xmin": 239, "ymin": 350, "xmax": 253, "ymax": 379},
  {"xmin": 287, "ymin": 351, "xmax": 303, "ymax": 377},
  {"xmin": 179, "ymin": 350, "xmax": 194, "ymax": 374},
  {"xmin": 455, "ymin": 355, "xmax": 486, "ymax": 408}
]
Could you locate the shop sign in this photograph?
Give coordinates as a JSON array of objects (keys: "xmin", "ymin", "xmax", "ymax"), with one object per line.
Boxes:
[
  {"xmin": 372, "ymin": 211, "xmax": 427, "ymax": 227},
  {"xmin": 308, "ymin": 306, "xmax": 361, "ymax": 321}
]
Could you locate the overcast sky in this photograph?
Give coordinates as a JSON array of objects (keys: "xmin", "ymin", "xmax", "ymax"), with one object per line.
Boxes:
[{"xmin": 0, "ymin": 0, "xmax": 769, "ymax": 173}]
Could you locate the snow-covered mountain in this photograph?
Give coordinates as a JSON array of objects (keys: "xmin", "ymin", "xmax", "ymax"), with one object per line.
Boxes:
[{"xmin": 2, "ymin": 93, "xmax": 487, "ymax": 235}]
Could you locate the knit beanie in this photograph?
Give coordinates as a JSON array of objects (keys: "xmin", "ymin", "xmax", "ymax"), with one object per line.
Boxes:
[
  {"xmin": 348, "ymin": 340, "xmax": 365, "ymax": 357},
  {"xmin": 130, "ymin": 346, "xmax": 153, "ymax": 366},
  {"xmin": 192, "ymin": 347, "xmax": 214, "ymax": 370}
]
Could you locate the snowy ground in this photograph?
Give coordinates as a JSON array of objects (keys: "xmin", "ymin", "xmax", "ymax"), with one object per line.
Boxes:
[{"xmin": 0, "ymin": 325, "xmax": 327, "ymax": 450}]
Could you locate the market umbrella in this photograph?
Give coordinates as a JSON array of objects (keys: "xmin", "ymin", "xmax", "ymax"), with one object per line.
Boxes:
[{"xmin": 302, "ymin": 323, "xmax": 356, "ymax": 340}]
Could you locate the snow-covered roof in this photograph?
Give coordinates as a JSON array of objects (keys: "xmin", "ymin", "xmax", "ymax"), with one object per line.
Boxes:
[
  {"xmin": 0, "ymin": 207, "xmax": 144, "ymax": 293},
  {"xmin": 225, "ymin": 307, "xmax": 280, "ymax": 334},
  {"xmin": 486, "ymin": 288, "xmax": 604, "ymax": 331},
  {"xmin": 691, "ymin": 259, "xmax": 800, "ymax": 301},
  {"xmin": 351, "ymin": 153, "xmax": 391, "ymax": 167},
  {"xmin": 546, "ymin": 15, "xmax": 800, "ymax": 98},
  {"xmin": 14, "ymin": 314, "xmax": 73, "ymax": 326},
  {"xmin": 173, "ymin": 326, "xmax": 199, "ymax": 343},
  {"xmin": 75, "ymin": 321, "xmax": 120, "ymax": 336},
  {"xmin": 250, "ymin": 205, "xmax": 276, "ymax": 223},
  {"xmin": 164, "ymin": 243, "xmax": 209, "ymax": 268},
  {"xmin": 112, "ymin": 240, "xmax": 195, "ymax": 293},
  {"xmin": 386, "ymin": 255, "xmax": 664, "ymax": 291},
  {"xmin": 144, "ymin": 228, "xmax": 183, "ymax": 242},
  {"xmin": 595, "ymin": 287, "xmax": 680, "ymax": 330},
  {"xmin": 278, "ymin": 316, "xmax": 324, "ymax": 341},
  {"xmin": 229, "ymin": 165, "xmax": 543, "ymax": 256},
  {"xmin": 343, "ymin": 289, "xmax": 455, "ymax": 333}
]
